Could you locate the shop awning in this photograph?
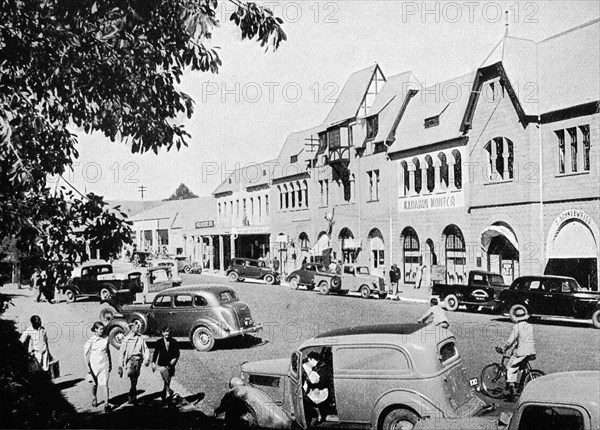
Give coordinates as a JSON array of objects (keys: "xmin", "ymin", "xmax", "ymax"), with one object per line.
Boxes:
[
  {"xmin": 481, "ymin": 225, "xmax": 518, "ymax": 252},
  {"xmin": 311, "ymin": 234, "xmax": 331, "ymax": 256}
]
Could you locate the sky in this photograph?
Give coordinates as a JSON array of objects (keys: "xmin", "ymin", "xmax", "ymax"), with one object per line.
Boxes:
[{"xmin": 64, "ymin": 0, "xmax": 600, "ymax": 201}]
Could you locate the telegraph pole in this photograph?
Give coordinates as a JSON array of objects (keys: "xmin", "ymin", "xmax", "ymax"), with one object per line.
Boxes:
[{"xmin": 138, "ymin": 185, "xmax": 147, "ymax": 199}]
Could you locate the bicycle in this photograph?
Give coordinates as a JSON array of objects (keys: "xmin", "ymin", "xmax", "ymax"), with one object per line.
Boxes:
[{"xmin": 480, "ymin": 347, "xmax": 545, "ymax": 400}]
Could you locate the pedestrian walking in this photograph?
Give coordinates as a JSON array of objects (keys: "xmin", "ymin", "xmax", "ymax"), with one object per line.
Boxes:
[
  {"xmin": 20, "ymin": 315, "xmax": 51, "ymax": 372},
  {"xmin": 40, "ymin": 269, "xmax": 55, "ymax": 303},
  {"xmin": 30, "ymin": 269, "xmax": 40, "ymax": 292},
  {"xmin": 335, "ymin": 260, "xmax": 342, "ymax": 275},
  {"xmin": 118, "ymin": 320, "xmax": 150, "ymax": 405},
  {"xmin": 152, "ymin": 326, "xmax": 180, "ymax": 405},
  {"xmin": 84, "ymin": 321, "xmax": 112, "ymax": 412},
  {"xmin": 414, "ymin": 261, "xmax": 426, "ymax": 289},
  {"xmin": 272, "ymin": 256, "xmax": 280, "ymax": 274},
  {"xmin": 417, "ymin": 298, "xmax": 449, "ymax": 329}
]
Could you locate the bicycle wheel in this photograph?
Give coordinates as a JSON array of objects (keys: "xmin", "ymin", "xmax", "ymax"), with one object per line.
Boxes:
[
  {"xmin": 480, "ymin": 363, "xmax": 506, "ymax": 399},
  {"xmin": 522, "ymin": 369, "xmax": 545, "ymax": 388}
]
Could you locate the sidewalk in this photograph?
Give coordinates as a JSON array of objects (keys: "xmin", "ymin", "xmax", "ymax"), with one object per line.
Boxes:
[
  {"xmin": 392, "ymin": 283, "xmax": 432, "ymax": 304},
  {"xmin": 1, "ymin": 284, "xmax": 221, "ymax": 429}
]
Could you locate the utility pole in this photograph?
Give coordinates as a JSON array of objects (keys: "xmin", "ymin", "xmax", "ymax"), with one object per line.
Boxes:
[{"xmin": 138, "ymin": 185, "xmax": 147, "ymax": 199}]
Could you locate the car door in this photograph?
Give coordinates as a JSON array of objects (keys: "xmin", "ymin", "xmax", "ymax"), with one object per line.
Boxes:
[
  {"xmin": 544, "ymin": 279, "xmax": 575, "ymax": 317},
  {"xmin": 78, "ymin": 266, "xmax": 97, "ymax": 294},
  {"xmin": 523, "ymin": 279, "xmax": 545, "ymax": 313},
  {"xmin": 289, "ymin": 351, "xmax": 308, "ymax": 429},
  {"xmin": 171, "ymin": 294, "xmax": 195, "ymax": 336},
  {"xmin": 343, "ymin": 265, "xmax": 358, "ymax": 291},
  {"xmin": 148, "ymin": 295, "xmax": 174, "ymax": 336},
  {"xmin": 302, "ymin": 264, "xmax": 314, "ymax": 285}
]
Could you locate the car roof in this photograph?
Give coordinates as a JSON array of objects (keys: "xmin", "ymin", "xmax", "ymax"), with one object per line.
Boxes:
[
  {"xmin": 519, "ymin": 371, "xmax": 600, "ymax": 409},
  {"xmin": 80, "ymin": 260, "xmax": 111, "ymax": 268},
  {"xmin": 158, "ymin": 284, "xmax": 235, "ymax": 295},
  {"xmin": 514, "ymin": 275, "xmax": 577, "ymax": 282},
  {"xmin": 316, "ymin": 323, "xmax": 424, "ymax": 339},
  {"xmin": 234, "ymin": 257, "xmax": 260, "ymax": 262}
]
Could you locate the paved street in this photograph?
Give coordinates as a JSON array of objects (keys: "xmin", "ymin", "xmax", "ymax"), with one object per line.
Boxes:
[{"xmin": 175, "ymin": 274, "xmax": 600, "ymax": 415}]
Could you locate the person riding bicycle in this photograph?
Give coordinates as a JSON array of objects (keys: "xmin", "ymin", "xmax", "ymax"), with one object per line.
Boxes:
[
  {"xmin": 417, "ymin": 298, "xmax": 449, "ymax": 329},
  {"xmin": 497, "ymin": 307, "xmax": 536, "ymax": 400}
]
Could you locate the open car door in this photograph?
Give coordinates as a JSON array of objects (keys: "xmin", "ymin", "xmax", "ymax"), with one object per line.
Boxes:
[{"xmin": 289, "ymin": 351, "xmax": 308, "ymax": 429}]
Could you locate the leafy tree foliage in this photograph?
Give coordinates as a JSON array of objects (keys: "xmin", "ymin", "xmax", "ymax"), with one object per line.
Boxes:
[
  {"xmin": 165, "ymin": 183, "xmax": 199, "ymax": 200},
  {"xmin": 0, "ymin": 0, "xmax": 285, "ymax": 274}
]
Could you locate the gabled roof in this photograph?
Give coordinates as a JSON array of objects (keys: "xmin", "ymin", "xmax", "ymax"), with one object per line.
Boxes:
[
  {"xmin": 130, "ymin": 197, "xmax": 216, "ymax": 230},
  {"xmin": 365, "ymin": 71, "xmax": 420, "ymax": 144},
  {"xmin": 388, "ymin": 72, "xmax": 476, "ymax": 154},
  {"xmin": 272, "ymin": 126, "xmax": 322, "ymax": 180},
  {"xmin": 212, "ymin": 159, "xmax": 277, "ymax": 195},
  {"xmin": 322, "ymin": 64, "xmax": 383, "ymax": 127}
]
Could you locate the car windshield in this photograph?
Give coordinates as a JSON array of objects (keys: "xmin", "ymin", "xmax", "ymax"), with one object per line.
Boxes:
[
  {"xmin": 488, "ymin": 274, "xmax": 505, "ymax": 285},
  {"xmin": 356, "ymin": 267, "xmax": 370, "ymax": 275},
  {"xmin": 219, "ymin": 291, "xmax": 238, "ymax": 302}
]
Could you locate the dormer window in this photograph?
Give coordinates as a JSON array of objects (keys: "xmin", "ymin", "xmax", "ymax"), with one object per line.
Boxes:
[
  {"xmin": 366, "ymin": 115, "xmax": 379, "ymax": 140},
  {"xmin": 424, "ymin": 116, "xmax": 440, "ymax": 129},
  {"xmin": 328, "ymin": 128, "xmax": 341, "ymax": 148}
]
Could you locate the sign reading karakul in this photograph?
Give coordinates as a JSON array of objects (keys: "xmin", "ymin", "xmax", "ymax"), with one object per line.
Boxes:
[{"xmin": 399, "ymin": 191, "xmax": 465, "ymax": 212}]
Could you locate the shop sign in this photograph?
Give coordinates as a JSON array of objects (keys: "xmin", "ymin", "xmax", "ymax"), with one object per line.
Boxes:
[
  {"xmin": 398, "ymin": 191, "xmax": 464, "ymax": 212},
  {"xmin": 553, "ymin": 209, "xmax": 593, "ymax": 228},
  {"xmin": 195, "ymin": 220, "xmax": 215, "ymax": 228},
  {"xmin": 235, "ymin": 226, "xmax": 270, "ymax": 235},
  {"xmin": 431, "ymin": 265, "xmax": 447, "ymax": 282}
]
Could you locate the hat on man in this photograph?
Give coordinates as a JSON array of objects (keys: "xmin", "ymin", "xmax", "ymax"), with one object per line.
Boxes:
[{"xmin": 511, "ymin": 307, "xmax": 529, "ymax": 322}]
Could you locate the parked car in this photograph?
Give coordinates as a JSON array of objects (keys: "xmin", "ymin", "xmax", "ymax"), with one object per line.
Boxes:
[
  {"xmin": 285, "ymin": 262, "xmax": 328, "ymax": 290},
  {"xmin": 227, "ymin": 258, "xmax": 280, "ymax": 285},
  {"xmin": 216, "ymin": 323, "xmax": 488, "ymax": 429},
  {"xmin": 59, "ymin": 261, "xmax": 142, "ymax": 302},
  {"xmin": 104, "ymin": 285, "xmax": 262, "ymax": 352},
  {"xmin": 497, "ymin": 275, "xmax": 600, "ymax": 329},
  {"xmin": 148, "ymin": 258, "xmax": 183, "ymax": 285},
  {"xmin": 174, "ymin": 255, "xmax": 202, "ymax": 274},
  {"xmin": 432, "ymin": 270, "xmax": 509, "ymax": 312},
  {"xmin": 416, "ymin": 370, "xmax": 600, "ymax": 430},
  {"xmin": 313, "ymin": 263, "xmax": 387, "ymax": 299}
]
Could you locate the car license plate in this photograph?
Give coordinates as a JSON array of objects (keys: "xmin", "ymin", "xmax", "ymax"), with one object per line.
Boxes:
[{"xmin": 469, "ymin": 378, "xmax": 478, "ymax": 387}]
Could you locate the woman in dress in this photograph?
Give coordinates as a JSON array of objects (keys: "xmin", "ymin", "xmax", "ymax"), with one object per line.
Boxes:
[{"xmin": 84, "ymin": 321, "xmax": 112, "ymax": 412}]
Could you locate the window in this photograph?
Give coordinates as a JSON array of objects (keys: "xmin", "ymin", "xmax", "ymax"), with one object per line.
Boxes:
[
  {"xmin": 336, "ymin": 347, "xmax": 410, "ymax": 372},
  {"xmin": 581, "ymin": 125, "xmax": 590, "ymax": 171},
  {"xmin": 439, "ymin": 342, "xmax": 458, "ymax": 364},
  {"xmin": 445, "ymin": 227, "xmax": 466, "ymax": 284},
  {"xmin": 290, "ymin": 154, "xmax": 298, "ymax": 163},
  {"xmin": 328, "ymin": 127, "xmax": 341, "ymax": 148},
  {"xmin": 568, "ymin": 127, "xmax": 577, "ymax": 172},
  {"xmin": 366, "ymin": 115, "xmax": 378, "ymax": 139},
  {"xmin": 319, "ymin": 180, "xmax": 329, "ymax": 206},
  {"xmin": 174, "ymin": 295, "xmax": 193, "ymax": 307},
  {"xmin": 556, "ymin": 130, "xmax": 565, "ymax": 174},
  {"xmin": 157, "ymin": 229, "xmax": 169, "ymax": 246},
  {"xmin": 413, "ymin": 159, "xmax": 422, "ymax": 193},
  {"xmin": 453, "ymin": 151, "xmax": 462, "ymax": 189},
  {"xmin": 277, "ymin": 186, "xmax": 282, "ymax": 210},
  {"xmin": 154, "ymin": 295, "xmax": 172, "ymax": 308},
  {"xmin": 265, "ymin": 196, "xmax": 269, "ymax": 215},
  {"xmin": 248, "ymin": 374, "xmax": 280, "ymax": 387},
  {"xmin": 424, "ymin": 115, "xmax": 440, "ymax": 128},
  {"xmin": 373, "ymin": 141, "xmax": 386, "ymax": 154},
  {"xmin": 426, "ymin": 156, "xmax": 435, "ymax": 192},
  {"xmin": 517, "ymin": 405, "xmax": 584, "ymax": 430},
  {"xmin": 403, "ymin": 228, "xmax": 420, "ymax": 284},
  {"xmin": 402, "ymin": 162, "xmax": 410, "ymax": 196},
  {"xmin": 484, "ymin": 137, "xmax": 514, "ymax": 181},
  {"xmin": 194, "ymin": 296, "xmax": 208, "ymax": 306},
  {"xmin": 528, "ymin": 280, "xmax": 542, "ymax": 291},
  {"xmin": 367, "ymin": 170, "xmax": 380, "ymax": 201},
  {"xmin": 219, "ymin": 291, "xmax": 238, "ymax": 302}
]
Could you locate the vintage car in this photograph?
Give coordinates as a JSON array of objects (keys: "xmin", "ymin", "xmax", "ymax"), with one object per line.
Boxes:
[
  {"xmin": 174, "ymin": 255, "xmax": 202, "ymax": 274},
  {"xmin": 131, "ymin": 251, "xmax": 152, "ymax": 267},
  {"xmin": 216, "ymin": 323, "xmax": 488, "ymax": 429},
  {"xmin": 432, "ymin": 270, "xmax": 509, "ymax": 312},
  {"xmin": 148, "ymin": 258, "xmax": 183, "ymax": 285},
  {"xmin": 497, "ymin": 275, "xmax": 600, "ymax": 329},
  {"xmin": 285, "ymin": 263, "xmax": 328, "ymax": 290},
  {"xmin": 314, "ymin": 264, "xmax": 387, "ymax": 299},
  {"xmin": 416, "ymin": 370, "xmax": 600, "ymax": 430},
  {"xmin": 59, "ymin": 261, "xmax": 142, "ymax": 302},
  {"xmin": 227, "ymin": 258, "xmax": 280, "ymax": 285},
  {"xmin": 103, "ymin": 285, "xmax": 262, "ymax": 352}
]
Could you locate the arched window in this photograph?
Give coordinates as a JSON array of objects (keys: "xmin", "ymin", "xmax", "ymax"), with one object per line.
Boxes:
[
  {"xmin": 402, "ymin": 227, "xmax": 420, "ymax": 284},
  {"xmin": 277, "ymin": 186, "xmax": 282, "ymax": 210},
  {"xmin": 443, "ymin": 225, "xmax": 466, "ymax": 284},
  {"xmin": 290, "ymin": 183, "xmax": 296, "ymax": 208},
  {"xmin": 368, "ymin": 228, "xmax": 385, "ymax": 270},
  {"xmin": 452, "ymin": 150, "xmax": 462, "ymax": 189},
  {"xmin": 485, "ymin": 137, "xmax": 514, "ymax": 181},
  {"xmin": 303, "ymin": 180, "xmax": 309, "ymax": 208},
  {"xmin": 425, "ymin": 155, "xmax": 435, "ymax": 192},
  {"xmin": 412, "ymin": 158, "xmax": 422, "ymax": 194},
  {"xmin": 283, "ymin": 184, "xmax": 289, "ymax": 209},
  {"xmin": 296, "ymin": 181, "xmax": 303, "ymax": 208},
  {"xmin": 401, "ymin": 161, "xmax": 410, "ymax": 196},
  {"xmin": 438, "ymin": 152, "xmax": 449, "ymax": 188},
  {"xmin": 299, "ymin": 232, "xmax": 310, "ymax": 250},
  {"xmin": 338, "ymin": 227, "xmax": 356, "ymax": 263}
]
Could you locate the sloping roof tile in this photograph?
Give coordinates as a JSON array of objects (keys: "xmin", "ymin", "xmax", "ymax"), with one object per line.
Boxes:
[
  {"xmin": 272, "ymin": 126, "xmax": 322, "ymax": 180},
  {"xmin": 131, "ymin": 197, "xmax": 216, "ymax": 231}
]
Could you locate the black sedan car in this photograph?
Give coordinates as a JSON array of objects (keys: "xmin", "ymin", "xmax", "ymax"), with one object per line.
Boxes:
[
  {"xmin": 498, "ymin": 275, "xmax": 600, "ymax": 328},
  {"xmin": 285, "ymin": 262, "xmax": 328, "ymax": 290}
]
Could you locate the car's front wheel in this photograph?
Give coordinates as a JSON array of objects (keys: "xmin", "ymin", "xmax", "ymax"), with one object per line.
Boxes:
[
  {"xmin": 63, "ymin": 288, "xmax": 76, "ymax": 303},
  {"xmin": 319, "ymin": 281, "xmax": 330, "ymax": 295},
  {"xmin": 444, "ymin": 294, "xmax": 459, "ymax": 311},
  {"xmin": 191, "ymin": 326, "xmax": 215, "ymax": 352},
  {"xmin": 289, "ymin": 276, "xmax": 300, "ymax": 290},
  {"xmin": 228, "ymin": 272, "xmax": 239, "ymax": 282},
  {"xmin": 100, "ymin": 287, "xmax": 112, "ymax": 301},
  {"xmin": 360, "ymin": 285, "xmax": 371, "ymax": 299},
  {"xmin": 591, "ymin": 309, "xmax": 600, "ymax": 329},
  {"xmin": 99, "ymin": 305, "xmax": 116, "ymax": 323},
  {"xmin": 381, "ymin": 408, "xmax": 419, "ymax": 430},
  {"xmin": 108, "ymin": 322, "xmax": 128, "ymax": 349},
  {"xmin": 264, "ymin": 274, "xmax": 275, "ymax": 285}
]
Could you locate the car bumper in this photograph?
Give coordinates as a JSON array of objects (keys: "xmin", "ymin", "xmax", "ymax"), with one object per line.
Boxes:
[{"xmin": 228, "ymin": 323, "xmax": 263, "ymax": 337}]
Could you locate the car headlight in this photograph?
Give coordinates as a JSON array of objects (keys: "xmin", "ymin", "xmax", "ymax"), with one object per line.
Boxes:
[{"xmin": 229, "ymin": 377, "xmax": 244, "ymax": 389}]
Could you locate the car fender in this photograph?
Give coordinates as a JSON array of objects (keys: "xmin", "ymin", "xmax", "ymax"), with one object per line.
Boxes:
[
  {"xmin": 100, "ymin": 297, "xmax": 123, "ymax": 314},
  {"xmin": 371, "ymin": 389, "xmax": 446, "ymax": 428},
  {"xmin": 190, "ymin": 318, "xmax": 228, "ymax": 339},
  {"xmin": 100, "ymin": 283, "xmax": 117, "ymax": 295},
  {"xmin": 60, "ymin": 283, "xmax": 81, "ymax": 295},
  {"xmin": 221, "ymin": 385, "xmax": 293, "ymax": 429}
]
